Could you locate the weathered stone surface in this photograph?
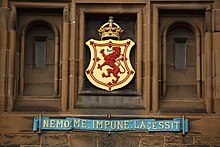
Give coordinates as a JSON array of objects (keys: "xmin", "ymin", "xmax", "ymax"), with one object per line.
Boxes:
[
  {"xmin": 215, "ymin": 76, "xmax": 220, "ymax": 98},
  {"xmin": 190, "ymin": 118, "xmax": 220, "ymax": 135},
  {"xmin": 42, "ymin": 134, "xmax": 69, "ymax": 147},
  {"xmin": 2, "ymin": 134, "xmax": 40, "ymax": 146},
  {"xmin": 116, "ymin": 134, "xmax": 140, "ymax": 147},
  {"xmin": 140, "ymin": 142, "xmax": 153, "ymax": 147},
  {"xmin": 194, "ymin": 137, "xmax": 220, "ymax": 146},
  {"xmin": 0, "ymin": 135, "xmax": 3, "ymax": 147},
  {"xmin": 214, "ymin": 98, "xmax": 220, "ymax": 114},
  {"xmin": 214, "ymin": 10, "xmax": 220, "ymax": 32},
  {"xmin": 211, "ymin": 145, "xmax": 220, "ymax": 147},
  {"xmin": 165, "ymin": 135, "xmax": 193, "ymax": 144},
  {"xmin": 98, "ymin": 133, "xmax": 117, "ymax": 147},
  {"xmin": 213, "ymin": 33, "xmax": 220, "ymax": 99},
  {"xmin": 20, "ymin": 145, "xmax": 40, "ymax": 147},
  {"xmin": 140, "ymin": 135, "xmax": 164, "ymax": 147},
  {"xmin": 0, "ymin": 31, "xmax": 7, "ymax": 48},
  {"xmin": 0, "ymin": 8, "xmax": 8, "ymax": 32},
  {"xmin": 0, "ymin": 0, "xmax": 8, "ymax": 7},
  {"xmin": 165, "ymin": 145, "xmax": 210, "ymax": 147},
  {"xmin": 70, "ymin": 133, "xmax": 97, "ymax": 147}
]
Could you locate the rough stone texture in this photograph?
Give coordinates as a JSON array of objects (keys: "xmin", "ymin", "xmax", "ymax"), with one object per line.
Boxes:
[
  {"xmin": 139, "ymin": 142, "xmax": 153, "ymax": 147},
  {"xmin": 42, "ymin": 134, "xmax": 69, "ymax": 147},
  {"xmin": 20, "ymin": 145, "xmax": 41, "ymax": 147},
  {"xmin": 0, "ymin": 8, "xmax": 8, "ymax": 32},
  {"xmin": 194, "ymin": 137, "xmax": 220, "ymax": 146},
  {"xmin": 0, "ymin": 6, "xmax": 8, "ymax": 113},
  {"xmin": 0, "ymin": 0, "xmax": 8, "ymax": 7},
  {"xmin": 0, "ymin": 0, "xmax": 220, "ymax": 147},
  {"xmin": 140, "ymin": 135, "xmax": 164, "ymax": 147},
  {"xmin": 1, "ymin": 134, "xmax": 40, "ymax": 147},
  {"xmin": 0, "ymin": 135, "xmax": 3, "ymax": 147},
  {"xmin": 165, "ymin": 135, "xmax": 193, "ymax": 144},
  {"xmin": 213, "ymin": 33, "xmax": 220, "ymax": 59},
  {"xmin": 116, "ymin": 134, "xmax": 140, "ymax": 147},
  {"xmin": 165, "ymin": 145, "xmax": 210, "ymax": 147},
  {"xmin": 98, "ymin": 133, "xmax": 117, "ymax": 147},
  {"xmin": 1, "ymin": 133, "xmax": 220, "ymax": 147},
  {"xmin": 214, "ymin": 10, "xmax": 220, "ymax": 31},
  {"xmin": 70, "ymin": 133, "xmax": 97, "ymax": 147}
]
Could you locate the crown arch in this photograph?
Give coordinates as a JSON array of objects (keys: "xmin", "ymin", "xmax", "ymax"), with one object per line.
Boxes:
[{"xmin": 98, "ymin": 16, "xmax": 124, "ymax": 40}]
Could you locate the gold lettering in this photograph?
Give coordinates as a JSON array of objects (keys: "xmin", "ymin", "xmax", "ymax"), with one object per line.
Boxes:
[
  {"xmin": 74, "ymin": 119, "xmax": 80, "ymax": 128},
  {"xmin": 147, "ymin": 122, "xmax": 152, "ymax": 130},
  {"xmin": 105, "ymin": 121, "xmax": 110, "ymax": 130},
  {"xmin": 165, "ymin": 122, "xmax": 170, "ymax": 129},
  {"xmin": 117, "ymin": 121, "xmax": 123, "ymax": 129},
  {"xmin": 140, "ymin": 121, "xmax": 146, "ymax": 129},
  {"xmin": 159, "ymin": 122, "xmax": 164, "ymax": 130},
  {"xmin": 92, "ymin": 120, "xmax": 95, "ymax": 129},
  {"xmin": 152, "ymin": 122, "xmax": 157, "ymax": 130},
  {"xmin": 134, "ymin": 121, "xmax": 139, "ymax": 129},
  {"xmin": 174, "ymin": 122, "xmax": 180, "ymax": 130},
  {"xmin": 124, "ymin": 121, "xmax": 129, "ymax": 129},
  {"xmin": 56, "ymin": 120, "xmax": 63, "ymax": 128},
  {"xmin": 170, "ymin": 122, "xmax": 173, "ymax": 130},
  {"xmin": 50, "ymin": 120, "xmax": 55, "ymax": 128},
  {"xmin": 64, "ymin": 120, "xmax": 70, "ymax": 128},
  {"xmin": 96, "ymin": 121, "xmax": 103, "ymax": 129},
  {"xmin": 82, "ymin": 120, "xmax": 87, "ymax": 128},
  {"xmin": 43, "ymin": 120, "xmax": 49, "ymax": 128},
  {"xmin": 111, "ymin": 121, "xmax": 116, "ymax": 130}
]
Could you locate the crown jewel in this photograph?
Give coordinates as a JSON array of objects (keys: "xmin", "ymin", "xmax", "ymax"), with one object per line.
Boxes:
[{"xmin": 98, "ymin": 16, "xmax": 124, "ymax": 40}]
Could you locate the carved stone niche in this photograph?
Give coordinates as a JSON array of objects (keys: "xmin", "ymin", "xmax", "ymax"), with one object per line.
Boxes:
[
  {"xmin": 159, "ymin": 9, "xmax": 206, "ymax": 113},
  {"xmin": 14, "ymin": 7, "xmax": 63, "ymax": 111},
  {"xmin": 83, "ymin": 14, "xmax": 137, "ymax": 94},
  {"xmin": 75, "ymin": 4, "xmax": 146, "ymax": 112}
]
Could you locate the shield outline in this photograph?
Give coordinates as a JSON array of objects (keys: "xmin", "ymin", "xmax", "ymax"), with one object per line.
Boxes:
[{"xmin": 85, "ymin": 39, "xmax": 135, "ymax": 91}]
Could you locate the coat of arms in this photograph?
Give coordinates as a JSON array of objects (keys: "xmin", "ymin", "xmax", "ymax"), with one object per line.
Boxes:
[{"xmin": 85, "ymin": 17, "xmax": 135, "ymax": 91}]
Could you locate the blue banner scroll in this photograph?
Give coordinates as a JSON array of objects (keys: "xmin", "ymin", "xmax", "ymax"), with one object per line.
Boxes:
[{"xmin": 33, "ymin": 117, "xmax": 188, "ymax": 133}]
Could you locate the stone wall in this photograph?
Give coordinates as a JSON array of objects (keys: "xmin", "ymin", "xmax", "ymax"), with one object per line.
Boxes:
[
  {"xmin": 1, "ymin": 133, "xmax": 220, "ymax": 147},
  {"xmin": 1, "ymin": 0, "xmax": 220, "ymax": 147}
]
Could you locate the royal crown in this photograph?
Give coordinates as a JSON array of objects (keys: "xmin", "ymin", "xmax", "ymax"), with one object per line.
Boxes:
[{"xmin": 98, "ymin": 16, "xmax": 124, "ymax": 40}]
